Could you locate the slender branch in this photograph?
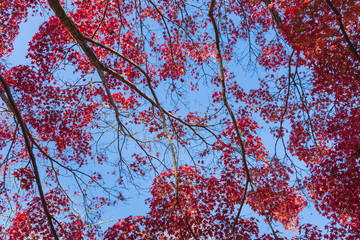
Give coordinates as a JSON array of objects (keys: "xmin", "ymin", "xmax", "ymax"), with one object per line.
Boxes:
[
  {"xmin": 91, "ymin": 0, "xmax": 110, "ymax": 38},
  {"xmin": 0, "ymin": 74, "xmax": 59, "ymax": 240},
  {"xmin": 226, "ymin": 179, "xmax": 249, "ymax": 239},
  {"xmin": 137, "ymin": 33, "xmax": 199, "ymax": 240},
  {"xmin": 250, "ymin": 182, "xmax": 280, "ymax": 237},
  {"xmin": 325, "ymin": 0, "xmax": 360, "ymax": 62},
  {"xmin": 208, "ymin": 0, "xmax": 250, "ymax": 183},
  {"xmin": 274, "ymin": 49, "xmax": 295, "ymax": 153},
  {"xmin": 208, "ymin": 1, "xmax": 280, "ymax": 239}
]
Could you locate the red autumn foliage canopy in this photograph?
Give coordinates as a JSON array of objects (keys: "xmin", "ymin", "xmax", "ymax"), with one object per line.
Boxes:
[{"xmin": 1, "ymin": 0, "xmax": 360, "ymax": 239}]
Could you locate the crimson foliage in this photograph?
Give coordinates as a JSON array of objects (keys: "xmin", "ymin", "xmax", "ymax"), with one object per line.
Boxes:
[{"xmin": 1, "ymin": 0, "xmax": 360, "ymax": 239}]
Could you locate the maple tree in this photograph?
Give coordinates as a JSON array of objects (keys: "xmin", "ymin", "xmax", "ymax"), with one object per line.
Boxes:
[{"xmin": 0, "ymin": 0, "xmax": 360, "ymax": 239}]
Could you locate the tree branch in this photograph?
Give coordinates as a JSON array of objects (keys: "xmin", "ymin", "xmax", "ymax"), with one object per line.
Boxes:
[
  {"xmin": 0, "ymin": 73, "xmax": 59, "ymax": 240},
  {"xmin": 325, "ymin": 0, "xmax": 360, "ymax": 62},
  {"xmin": 208, "ymin": 1, "xmax": 280, "ymax": 239}
]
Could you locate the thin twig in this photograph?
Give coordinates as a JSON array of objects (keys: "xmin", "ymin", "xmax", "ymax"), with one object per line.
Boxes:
[{"xmin": 91, "ymin": 0, "xmax": 110, "ymax": 38}]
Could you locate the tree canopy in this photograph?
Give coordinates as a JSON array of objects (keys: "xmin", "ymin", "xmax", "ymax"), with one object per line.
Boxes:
[{"xmin": 1, "ymin": 0, "xmax": 360, "ymax": 239}]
